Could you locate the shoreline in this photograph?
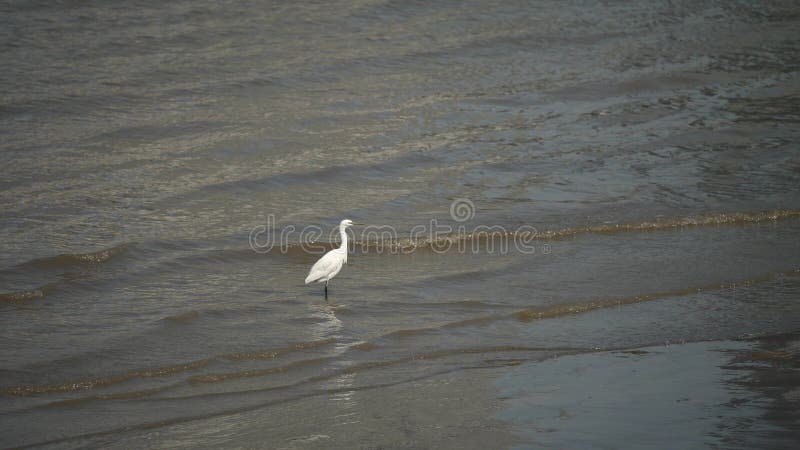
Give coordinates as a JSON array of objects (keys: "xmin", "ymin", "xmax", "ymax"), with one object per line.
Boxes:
[{"xmin": 50, "ymin": 333, "xmax": 800, "ymax": 449}]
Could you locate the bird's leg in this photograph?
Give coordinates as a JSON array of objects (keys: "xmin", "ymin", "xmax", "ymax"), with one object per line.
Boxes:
[{"xmin": 324, "ymin": 280, "xmax": 328, "ymax": 300}]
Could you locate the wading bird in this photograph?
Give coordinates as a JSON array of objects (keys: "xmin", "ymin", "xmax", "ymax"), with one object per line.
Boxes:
[{"xmin": 305, "ymin": 219, "xmax": 356, "ymax": 299}]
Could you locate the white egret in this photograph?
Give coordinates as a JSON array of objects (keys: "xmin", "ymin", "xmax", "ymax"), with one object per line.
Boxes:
[{"xmin": 305, "ymin": 219, "xmax": 356, "ymax": 299}]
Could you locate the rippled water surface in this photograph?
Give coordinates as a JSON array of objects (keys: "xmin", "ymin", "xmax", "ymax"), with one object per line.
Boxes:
[{"xmin": 2, "ymin": 0, "xmax": 800, "ymax": 448}]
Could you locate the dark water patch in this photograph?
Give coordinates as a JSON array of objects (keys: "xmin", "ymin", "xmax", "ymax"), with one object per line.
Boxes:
[
  {"xmin": 615, "ymin": 349, "xmax": 650, "ymax": 357},
  {"xmin": 745, "ymin": 350, "xmax": 794, "ymax": 362},
  {"xmin": 727, "ymin": 94, "xmax": 800, "ymax": 123},
  {"xmin": 381, "ymin": 327, "xmax": 437, "ymax": 339},
  {"xmin": 20, "ymin": 243, "xmax": 128, "ymax": 270},
  {"xmin": 420, "ymin": 269, "xmax": 497, "ymax": 284},
  {"xmin": 94, "ymin": 121, "xmax": 231, "ymax": 143},
  {"xmin": 162, "ymin": 310, "xmax": 200, "ymax": 325},
  {"xmin": 163, "ymin": 151, "xmax": 439, "ymax": 203},
  {"xmin": 710, "ymin": 45, "xmax": 800, "ymax": 73},
  {"xmin": 152, "ymin": 246, "xmax": 268, "ymax": 268},
  {"xmin": 2, "ymin": 90, "xmax": 140, "ymax": 119}
]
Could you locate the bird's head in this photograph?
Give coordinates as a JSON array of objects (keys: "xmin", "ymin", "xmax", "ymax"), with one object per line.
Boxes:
[{"xmin": 340, "ymin": 219, "xmax": 355, "ymax": 228}]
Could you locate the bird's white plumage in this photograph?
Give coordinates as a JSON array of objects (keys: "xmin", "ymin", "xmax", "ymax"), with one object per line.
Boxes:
[
  {"xmin": 304, "ymin": 248, "xmax": 345, "ymax": 284},
  {"xmin": 304, "ymin": 219, "xmax": 354, "ymax": 290}
]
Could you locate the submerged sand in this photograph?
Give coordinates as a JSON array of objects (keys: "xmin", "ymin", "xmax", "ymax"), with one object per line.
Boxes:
[{"xmin": 70, "ymin": 333, "xmax": 799, "ymax": 449}]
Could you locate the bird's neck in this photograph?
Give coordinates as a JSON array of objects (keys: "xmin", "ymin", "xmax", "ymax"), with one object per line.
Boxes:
[{"xmin": 339, "ymin": 225, "xmax": 349, "ymax": 251}]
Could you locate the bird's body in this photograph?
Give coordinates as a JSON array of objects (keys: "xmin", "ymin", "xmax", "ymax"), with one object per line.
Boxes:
[
  {"xmin": 305, "ymin": 219, "xmax": 354, "ymax": 299},
  {"xmin": 304, "ymin": 247, "xmax": 346, "ymax": 284}
]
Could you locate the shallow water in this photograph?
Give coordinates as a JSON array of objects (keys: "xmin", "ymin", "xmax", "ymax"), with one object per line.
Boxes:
[{"xmin": 2, "ymin": 0, "xmax": 800, "ymax": 448}]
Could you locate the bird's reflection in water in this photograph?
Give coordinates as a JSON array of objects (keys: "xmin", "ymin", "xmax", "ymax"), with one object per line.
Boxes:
[
  {"xmin": 327, "ymin": 372, "xmax": 360, "ymax": 427},
  {"xmin": 308, "ymin": 302, "xmax": 361, "ymax": 426},
  {"xmin": 308, "ymin": 301, "xmax": 344, "ymax": 340},
  {"xmin": 308, "ymin": 301, "xmax": 357, "ymax": 364}
]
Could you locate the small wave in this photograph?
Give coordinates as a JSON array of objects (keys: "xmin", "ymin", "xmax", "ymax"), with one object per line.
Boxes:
[
  {"xmin": 441, "ymin": 315, "xmax": 496, "ymax": 328},
  {"xmin": 410, "ymin": 208, "xmax": 800, "ymax": 251},
  {"xmin": 378, "ymin": 299, "xmax": 516, "ymax": 311},
  {"xmin": 261, "ymin": 209, "xmax": 800, "ymax": 256},
  {"xmin": 0, "ymin": 287, "xmax": 45, "ymax": 303},
  {"xmin": 513, "ymin": 268, "xmax": 800, "ymax": 323},
  {"xmin": 188, "ymin": 356, "xmax": 335, "ymax": 385},
  {"xmin": 0, "ymin": 337, "xmax": 340, "ymax": 397},
  {"xmin": 382, "ymin": 327, "xmax": 437, "ymax": 339},
  {"xmin": 0, "ymin": 359, "xmax": 211, "ymax": 397},
  {"xmin": 23, "ymin": 244, "xmax": 128, "ymax": 269},
  {"xmin": 28, "ymin": 386, "xmax": 172, "ymax": 410},
  {"xmin": 220, "ymin": 337, "xmax": 338, "ymax": 361},
  {"xmin": 420, "ymin": 269, "xmax": 494, "ymax": 283},
  {"xmin": 556, "ymin": 209, "xmax": 800, "ymax": 236},
  {"xmin": 0, "ymin": 282, "xmax": 58, "ymax": 304},
  {"xmin": 352, "ymin": 342, "xmax": 376, "ymax": 351}
]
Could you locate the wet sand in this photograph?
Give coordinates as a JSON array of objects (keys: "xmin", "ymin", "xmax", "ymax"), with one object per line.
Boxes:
[{"xmin": 496, "ymin": 334, "xmax": 800, "ymax": 449}]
